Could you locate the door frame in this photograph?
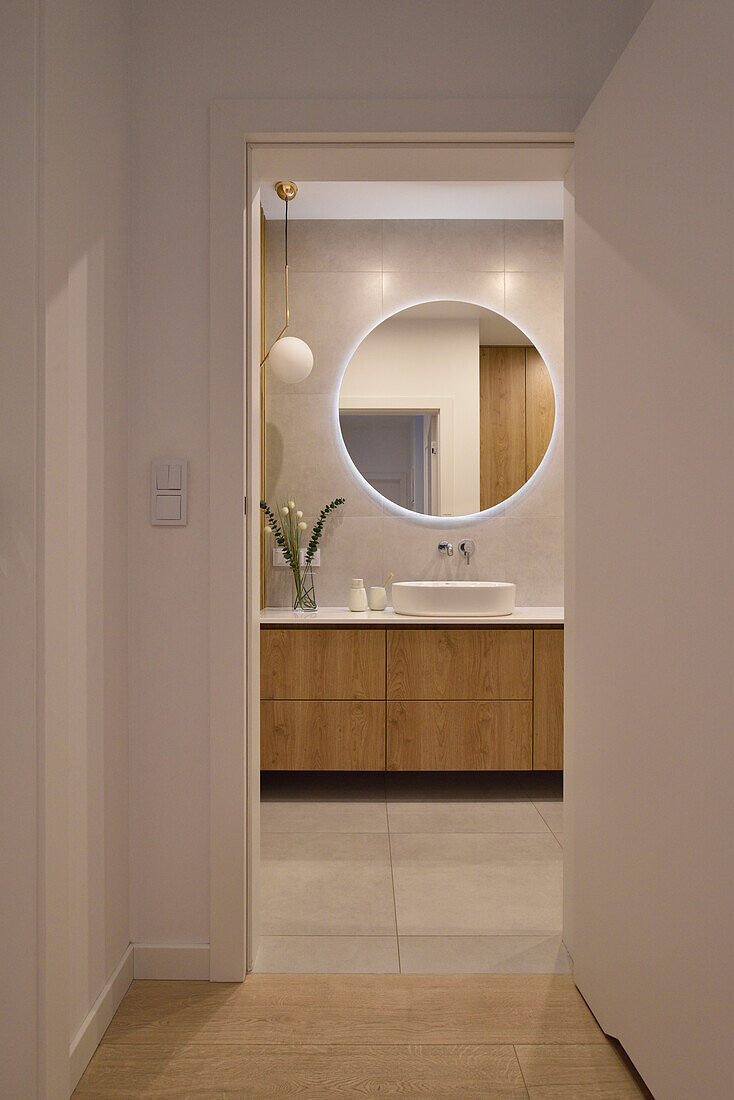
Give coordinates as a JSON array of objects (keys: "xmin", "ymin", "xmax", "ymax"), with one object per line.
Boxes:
[{"xmin": 208, "ymin": 99, "xmax": 574, "ymax": 979}]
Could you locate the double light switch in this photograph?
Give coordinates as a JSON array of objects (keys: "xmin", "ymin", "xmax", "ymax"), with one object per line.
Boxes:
[{"xmin": 151, "ymin": 459, "xmax": 187, "ymax": 525}]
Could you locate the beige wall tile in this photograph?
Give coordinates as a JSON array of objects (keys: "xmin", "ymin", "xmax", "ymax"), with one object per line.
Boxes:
[
  {"xmin": 505, "ymin": 220, "xmax": 563, "ymax": 272},
  {"xmin": 266, "ymin": 219, "xmax": 382, "ymax": 273},
  {"xmin": 382, "ymin": 270, "xmax": 505, "ymax": 317},
  {"xmin": 383, "ymin": 219, "xmax": 504, "ymax": 272},
  {"xmin": 505, "ymin": 517, "xmax": 564, "ymax": 605}
]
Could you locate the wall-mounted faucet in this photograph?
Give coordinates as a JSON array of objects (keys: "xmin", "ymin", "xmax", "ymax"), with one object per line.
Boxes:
[
  {"xmin": 438, "ymin": 541, "xmax": 454, "ymax": 557},
  {"xmin": 458, "ymin": 539, "xmax": 475, "ymax": 565}
]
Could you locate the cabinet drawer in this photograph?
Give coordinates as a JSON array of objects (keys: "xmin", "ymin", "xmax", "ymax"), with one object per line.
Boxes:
[
  {"xmin": 387, "ymin": 629, "xmax": 532, "ymax": 700},
  {"xmin": 261, "ymin": 628, "xmax": 385, "ymax": 700},
  {"xmin": 261, "ymin": 701, "xmax": 386, "ymax": 770},
  {"xmin": 387, "ymin": 701, "xmax": 531, "ymax": 771}
]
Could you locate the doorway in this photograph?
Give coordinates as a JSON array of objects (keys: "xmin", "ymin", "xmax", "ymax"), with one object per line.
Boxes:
[{"xmin": 208, "ymin": 116, "xmax": 574, "ymax": 979}]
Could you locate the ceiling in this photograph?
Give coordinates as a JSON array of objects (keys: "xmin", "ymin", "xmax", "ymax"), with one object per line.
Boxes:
[{"xmin": 261, "ymin": 180, "xmax": 563, "ymax": 221}]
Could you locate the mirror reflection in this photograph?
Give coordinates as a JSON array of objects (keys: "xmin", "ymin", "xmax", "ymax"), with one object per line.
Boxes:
[{"xmin": 338, "ymin": 301, "xmax": 555, "ymax": 517}]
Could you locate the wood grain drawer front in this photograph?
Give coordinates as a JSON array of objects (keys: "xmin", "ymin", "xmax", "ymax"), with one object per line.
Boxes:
[
  {"xmin": 261, "ymin": 701, "xmax": 385, "ymax": 770},
  {"xmin": 533, "ymin": 628, "xmax": 564, "ymax": 770},
  {"xmin": 387, "ymin": 629, "xmax": 532, "ymax": 700},
  {"xmin": 261, "ymin": 628, "xmax": 385, "ymax": 700},
  {"xmin": 387, "ymin": 701, "xmax": 532, "ymax": 771}
]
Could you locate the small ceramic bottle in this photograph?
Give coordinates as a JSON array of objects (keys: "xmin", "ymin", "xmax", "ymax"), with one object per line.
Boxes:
[{"xmin": 348, "ymin": 577, "xmax": 368, "ymax": 612}]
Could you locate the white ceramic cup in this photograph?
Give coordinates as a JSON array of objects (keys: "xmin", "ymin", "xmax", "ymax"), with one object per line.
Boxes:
[{"xmin": 368, "ymin": 586, "xmax": 387, "ymax": 611}]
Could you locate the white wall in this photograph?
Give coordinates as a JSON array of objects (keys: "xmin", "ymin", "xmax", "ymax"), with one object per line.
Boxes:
[
  {"xmin": 0, "ymin": 4, "xmax": 41, "ymax": 1093},
  {"xmin": 0, "ymin": 3, "xmax": 131, "ymax": 1094},
  {"xmin": 43, "ymin": 0, "xmax": 132, "ymax": 1052},
  {"xmin": 566, "ymin": 2, "xmax": 734, "ymax": 1097},
  {"xmin": 343, "ymin": 317, "xmax": 481, "ymax": 515},
  {"xmin": 129, "ymin": 0, "xmax": 650, "ymax": 948}
]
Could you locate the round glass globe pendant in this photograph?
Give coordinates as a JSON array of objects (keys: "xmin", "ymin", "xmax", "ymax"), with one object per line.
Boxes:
[{"xmin": 261, "ymin": 181, "xmax": 314, "ymax": 384}]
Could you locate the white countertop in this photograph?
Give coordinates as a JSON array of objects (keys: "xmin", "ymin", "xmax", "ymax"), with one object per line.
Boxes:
[{"xmin": 260, "ymin": 606, "xmax": 564, "ymax": 626}]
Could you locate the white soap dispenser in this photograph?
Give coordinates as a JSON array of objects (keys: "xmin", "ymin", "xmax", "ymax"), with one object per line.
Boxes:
[{"xmin": 348, "ymin": 577, "xmax": 368, "ymax": 612}]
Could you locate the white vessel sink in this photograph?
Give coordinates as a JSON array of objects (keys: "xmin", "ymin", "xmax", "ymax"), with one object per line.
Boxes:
[{"xmin": 392, "ymin": 580, "xmax": 516, "ymax": 617}]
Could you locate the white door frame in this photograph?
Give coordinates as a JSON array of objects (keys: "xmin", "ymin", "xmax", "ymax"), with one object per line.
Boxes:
[{"xmin": 208, "ymin": 99, "xmax": 573, "ymax": 979}]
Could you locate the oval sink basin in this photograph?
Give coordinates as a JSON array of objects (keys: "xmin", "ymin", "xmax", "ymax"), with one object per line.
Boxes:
[{"xmin": 392, "ymin": 580, "xmax": 516, "ymax": 617}]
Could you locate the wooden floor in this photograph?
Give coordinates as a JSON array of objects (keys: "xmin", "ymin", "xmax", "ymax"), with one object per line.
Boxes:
[{"xmin": 73, "ymin": 974, "xmax": 651, "ymax": 1098}]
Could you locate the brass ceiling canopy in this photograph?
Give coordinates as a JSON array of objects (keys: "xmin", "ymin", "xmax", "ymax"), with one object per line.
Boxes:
[{"xmin": 274, "ymin": 180, "xmax": 298, "ymax": 202}]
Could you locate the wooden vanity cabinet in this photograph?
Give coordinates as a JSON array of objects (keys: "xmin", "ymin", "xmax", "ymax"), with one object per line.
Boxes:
[{"xmin": 260, "ymin": 624, "xmax": 563, "ymax": 772}]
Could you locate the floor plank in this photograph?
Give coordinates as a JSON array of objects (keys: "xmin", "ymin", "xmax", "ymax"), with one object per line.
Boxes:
[
  {"xmin": 74, "ymin": 1042, "xmax": 527, "ymax": 1098},
  {"xmin": 516, "ymin": 1043, "xmax": 650, "ymax": 1098},
  {"xmin": 102, "ymin": 975, "xmax": 604, "ymax": 1047}
]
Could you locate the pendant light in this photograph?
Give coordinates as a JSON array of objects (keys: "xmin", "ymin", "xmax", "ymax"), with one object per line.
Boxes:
[{"xmin": 261, "ymin": 181, "xmax": 314, "ymax": 384}]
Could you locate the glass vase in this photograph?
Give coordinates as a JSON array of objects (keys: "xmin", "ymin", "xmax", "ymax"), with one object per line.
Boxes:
[{"xmin": 291, "ymin": 563, "xmax": 317, "ymax": 613}]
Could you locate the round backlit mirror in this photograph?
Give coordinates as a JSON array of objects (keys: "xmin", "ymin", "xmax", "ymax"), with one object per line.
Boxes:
[{"xmin": 338, "ymin": 301, "xmax": 555, "ymax": 517}]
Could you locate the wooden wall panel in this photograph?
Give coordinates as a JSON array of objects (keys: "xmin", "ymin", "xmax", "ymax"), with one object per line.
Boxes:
[
  {"xmin": 262, "ymin": 701, "xmax": 385, "ymax": 770},
  {"xmin": 480, "ymin": 345, "xmax": 526, "ymax": 509},
  {"xmin": 261, "ymin": 628, "xmax": 385, "ymax": 700},
  {"xmin": 387, "ymin": 701, "xmax": 532, "ymax": 770},
  {"xmin": 388, "ymin": 629, "xmax": 532, "ymax": 701},
  {"xmin": 525, "ymin": 347, "xmax": 555, "ymax": 479},
  {"xmin": 533, "ymin": 629, "xmax": 564, "ymax": 769}
]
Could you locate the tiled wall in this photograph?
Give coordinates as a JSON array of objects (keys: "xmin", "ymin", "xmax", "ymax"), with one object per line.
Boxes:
[{"xmin": 264, "ymin": 219, "xmax": 564, "ymax": 608}]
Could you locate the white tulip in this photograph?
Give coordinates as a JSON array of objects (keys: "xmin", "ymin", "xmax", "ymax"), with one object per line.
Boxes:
[
  {"xmin": 288, "ymin": 499, "xmax": 295, "ymax": 509},
  {"xmin": 296, "ymin": 510, "xmax": 303, "ymax": 519},
  {"xmin": 281, "ymin": 506, "xmax": 289, "ymax": 515},
  {"xmin": 264, "ymin": 525, "xmax": 272, "ymax": 534},
  {"xmin": 298, "ymin": 522, "xmax": 307, "ymax": 531}
]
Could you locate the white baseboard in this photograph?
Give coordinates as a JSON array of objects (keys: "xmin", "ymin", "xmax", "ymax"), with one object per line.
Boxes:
[
  {"xmin": 133, "ymin": 942, "xmax": 211, "ymax": 980},
  {"xmin": 69, "ymin": 943, "xmax": 134, "ymax": 1093}
]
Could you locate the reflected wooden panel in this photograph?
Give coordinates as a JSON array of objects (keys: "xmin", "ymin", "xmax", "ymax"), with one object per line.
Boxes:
[
  {"xmin": 525, "ymin": 346, "xmax": 555, "ymax": 479},
  {"xmin": 261, "ymin": 627, "xmax": 386, "ymax": 700},
  {"xmin": 387, "ymin": 700, "xmax": 532, "ymax": 770},
  {"xmin": 387, "ymin": 628, "xmax": 533, "ymax": 701},
  {"xmin": 261, "ymin": 700, "xmax": 386, "ymax": 770},
  {"xmin": 480, "ymin": 345, "xmax": 527, "ymax": 509}
]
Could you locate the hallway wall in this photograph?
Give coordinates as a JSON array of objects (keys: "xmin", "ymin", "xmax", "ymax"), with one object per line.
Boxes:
[{"xmin": 566, "ymin": 1, "xmax": 734, "ymax": 1096}]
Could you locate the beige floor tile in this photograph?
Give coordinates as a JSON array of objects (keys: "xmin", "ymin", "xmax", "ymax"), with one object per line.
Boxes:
[
  {"xmin": 399, "ymin": 935, "xmax": 572, "ymax": 974},
  {"xmin": 260, "ymin": 832, "xmax": 396, "ymax": 935},
  {"xmin": 388, "ymin": 799, "xmax": 549, "ymax": 834},
  {"xmin": 534, "ymin": 800, "xmax": 564, "ymax": 837},
  {"xmin": 253, "ymin": 935, "xmax": 399, "ymax": 974},
  {"xmin": 262, "ymin": 799, "xmax": 388, "ymax": 834},
  {"xmin": 391, "ymin": 832, "xmax": 563, "ymax": 935}
]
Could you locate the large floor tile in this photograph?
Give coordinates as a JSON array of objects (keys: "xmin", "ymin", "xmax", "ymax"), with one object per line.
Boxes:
[
  {"xmin": 534, "ymin": 800, "xmax": 563, "ymax": 837},
  {"xmin": 391, "ymin": 832, "xmax": 563, "ymax": 935},
  {"xmin": 260, "ymin": 832, "xmax": 396, "ymax": 935},
  {"xmin": 399, "ymin": 935, "xmax": 572, "ymax": 974},
  {"xmin": 388, "ymin": 799, "xmax": 548, "ymax": 834},
  {"xmin": 262, "ymin": 799, "xmax": 388, "ymax": 834},
  {"xmin": 253, "ymin": 935, "xmax": 399, "ymax": 974}
]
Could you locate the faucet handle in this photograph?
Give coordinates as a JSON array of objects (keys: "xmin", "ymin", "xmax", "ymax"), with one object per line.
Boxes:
[
  {"xmin": 458, "ymin": 539, "xmax": 475, "ymax": 564},
  {"xmin": 438, "ymin": 541, "xmax": 454, "ymax": 557}
]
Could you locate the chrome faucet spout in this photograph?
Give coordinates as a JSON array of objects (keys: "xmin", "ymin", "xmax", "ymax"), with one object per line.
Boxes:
[{"xmin": 438, "ymin": 541, "xmax": 454, "ymax": 557}]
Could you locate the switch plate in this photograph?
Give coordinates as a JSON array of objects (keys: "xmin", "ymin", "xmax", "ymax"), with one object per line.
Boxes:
[
  {"xmin": 151, "ymin": 458, "xmax": 187, "ymax": 525},
  {"xmin": 273, "ymin": 547, "xmax": 320, "ymax": 568}
]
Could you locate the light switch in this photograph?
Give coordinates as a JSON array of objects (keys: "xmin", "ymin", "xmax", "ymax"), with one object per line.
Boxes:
[
  {"xmin": 154, "ymin": 462, "xmax": 170, "ymax": 490},
  {"xmin": 151, "ymin": 458, "xmax": 187, "ymax": 525},
  {"xmin": 155, "ymin": 495, "xmax": 181, "ymax": 521}
]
